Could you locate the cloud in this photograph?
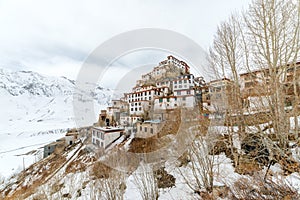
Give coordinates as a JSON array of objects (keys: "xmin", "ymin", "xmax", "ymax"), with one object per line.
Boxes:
[{"xmin": 0, "ymin": 0, "xmax": 251, "ymax": 84}]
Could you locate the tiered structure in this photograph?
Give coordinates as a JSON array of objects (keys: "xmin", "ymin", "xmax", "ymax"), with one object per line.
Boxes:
[
  {"xmin": 99, "ymin": 55, "xmax": 204, "ymax": 127},
  {"xmin": 125, "ymin": 55, "xmax": 191, "ymax": 116},
  {"xmin": 93, "ymin": 58, "xmax": 300, "ymax": 143}
]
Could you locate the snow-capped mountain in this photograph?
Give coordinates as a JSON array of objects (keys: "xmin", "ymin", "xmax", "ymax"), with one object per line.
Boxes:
[
  {"xmin": 0, "ymin": 68, "xmax": 114, "ymax": 133},
  {"xmin": 0, "ymin": 68, "xmax": 114, "ymax": 177},
  {"xmin": 0, "ymin": 68, "xmax": 112, "ymax": 102}
]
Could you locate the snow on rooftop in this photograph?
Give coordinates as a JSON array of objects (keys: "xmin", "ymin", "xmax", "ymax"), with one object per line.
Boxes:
[{"xmin": 92, "ymin": 126, "xmax": 124, "ymax": 132}]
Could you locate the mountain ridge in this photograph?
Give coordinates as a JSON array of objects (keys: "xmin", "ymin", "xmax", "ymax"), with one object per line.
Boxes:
[{"xmin": 0, "ymin": 68, "xmax": 114, "ymax": 134}]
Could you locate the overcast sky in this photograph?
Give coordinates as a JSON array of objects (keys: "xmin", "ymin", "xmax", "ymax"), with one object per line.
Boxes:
[{"xmin": 0, "ymin": 0, "xmax": 252, "ymax": 88}]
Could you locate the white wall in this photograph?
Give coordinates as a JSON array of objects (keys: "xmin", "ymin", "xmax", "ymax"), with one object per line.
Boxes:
[{"xmin": 105, "ymin": 131, "xmax": 121, "ymax": 146}]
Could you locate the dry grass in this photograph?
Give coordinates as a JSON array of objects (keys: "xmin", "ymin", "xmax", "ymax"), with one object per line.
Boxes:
[
  {"xmin": 2, "ymin": 153, "xmax": 67, "ymax": 200},
  {"xmin": 235, "ymin": 155, "xmax": 262, "ymax": 175},
  {"xmin": 225, "ymin": 111, "xmax": 271, "ymax": 126},
  {"xmin": 228, "ymin": 173, "xmax": 300, "ymax": 199},
  {"xmin": 66, "ymin": 149, "xmax": 96, "ymax": 174},
  {"xmin": 91, "ymin": 161, "xmax": 113, "ymax": 179}
]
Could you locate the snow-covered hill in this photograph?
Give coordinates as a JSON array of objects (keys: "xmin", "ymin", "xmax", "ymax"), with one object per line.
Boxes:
[
  {"xmin": 0, "ymin": 68, "xmax": 113, "ymax": 132},
  {"xmin": 0, "ymin": 68, "xmax": 113, "ymax": 177}
]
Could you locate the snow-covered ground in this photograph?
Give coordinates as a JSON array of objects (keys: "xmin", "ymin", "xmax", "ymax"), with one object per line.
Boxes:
[{"xmin": 0, "ymin": 68, "xmax": 112, "ymax": 178}]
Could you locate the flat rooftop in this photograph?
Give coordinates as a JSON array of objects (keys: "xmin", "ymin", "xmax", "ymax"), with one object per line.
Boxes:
[{"xmin": 92, "ymin": 126, "xmax": 125, "ymax": 132}]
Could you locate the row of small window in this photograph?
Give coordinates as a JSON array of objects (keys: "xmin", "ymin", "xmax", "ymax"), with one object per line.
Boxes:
[
  {"xmin": 159, "ymin": 103, "xmax": 186, "ymax": 107},
  {"xmin": 139, "ymin": 126, "xmax": 154, "ymax": 134},
  {"xmin": 157, "ymin": 81, "xmax": 170, "ymax": 86},
  {"xmin": 129, "ymin": 96, "xmax": 152, "ymax": 102},
  {"xmin": 92, "ymin": 139, "xmax": 104, "ymax": 147},
  {"xmin": 174, "ymin": 85, "xmax": 190, "ymax": 89},
  {"xmin": 122, "ymin": 117, "xmax": 140, "ymax": 121},
  {"xmin": 158, "ymin": 96, "xmax": 186, "ymax": 103},
  {"xmin": 175, "ymin": 91, "xmax": 191, "ymax": 95},
  {"xmin": 159, "ymin": 98, "xmax": 175, "ymax": 103},
  {"xmin": 131, "ymin": 102, "xmax": 142, "ymax": 106},
  {"xmin": 159, "ymin": 97, "xmax": 186, "ymax": 103},
  {"xmin": 92, "ymin": 130, "xmax": 104, "ymax": 140},
  {"xmin": 174, "ymin": 79, "xmax": 191, "ymax": 84},
  {"xmin": 160, "ymin": 103, "xmax": 177, "ymax": 107},
  {"xmin": 128, "ymin": 91, "xmax": 152, "ymax": 98},
  {"xmin": 128, "ymin": 91, "xmax": 163, "ymax": 99},
  {"xmin": 131, "ymin": 107, "xmax": 142, "ymax": 111}
]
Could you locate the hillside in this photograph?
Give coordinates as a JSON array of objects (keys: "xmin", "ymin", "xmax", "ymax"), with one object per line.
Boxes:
[
  {"xmin": 2, "ymin": 116, "xmax": 300, "ymax": 200},
  {"xmin": 0, "ymin": 69, "xmax": 113, "ymax": 178}
]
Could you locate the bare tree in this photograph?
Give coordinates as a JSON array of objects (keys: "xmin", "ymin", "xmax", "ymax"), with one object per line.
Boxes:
[
  {"xmin": 209, "ymin": 0, "xmax": 300, "ymax": 175},
  {"xmin": 209, "ymin": 14, "xmax": 246, "ymax": 167},
  {"xmin": 178, "ymin": 127, "xmax": 216, "ymax": 194},
  {"xmin": 242, "ymin": 0, "xmax": 300, "ymax": 149},
  {"xmin": 133, "ymin": 164, "xmax": 159, "ymax": 200},
  {"xmin": 229, "ymin": 172, "xmax": 300, "ymax": 199},
  {"xmin": 97, "ymin": 170, "xmax": 126, "ymax": 200}
]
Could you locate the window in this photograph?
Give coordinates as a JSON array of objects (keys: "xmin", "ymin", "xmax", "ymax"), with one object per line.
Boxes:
[
  {"xmin": 184, "ymin": 80, "xmax": 187, "ymax": 83},
  {"xmin": 144, "ymin": 127, "xmax": 147, "ymax": 132},
  {"xmin": 139, "ymin": 107, "xmax": 142, "ymax": 111},
  {"xmin": 187, "ymin": 90, "xmax": 190, "ymax": 95},
  {"xmin": 150, "ymin": 128, "xmax": 153, "ymax": 134},
  {"xmin": 177, "ymin": 91, "xmax": 181, "ymax": 95},
  {"xmin": 140, "ymin": 126, "xmax": 142, "ymax": 131},
  {"xmin": 179, "ymin": 80, "xmax": 182, "ymax": 84},
  {"xmin": 135, "ymin": 108, "xmax": 137, "ymax": 111},
  {"xmin": 167, "ymin": 98, "xmax": 170, "ymax": 102},
  {"xmin": 131, "ymin": 108, "xmax": 133, "ymax": 111},
  {"xmin": 183, "ymin": 97, "xmax": 186, "ymax": 101},
  {"xmin": 159, "ymin": 98, "xmax": 163, "ymax": 103}
]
